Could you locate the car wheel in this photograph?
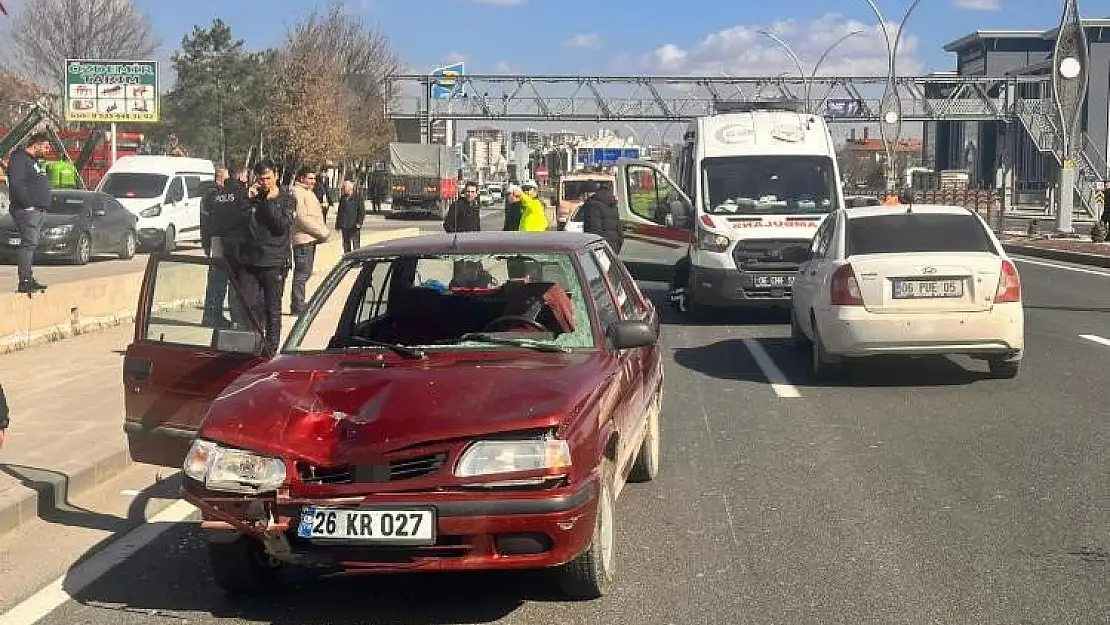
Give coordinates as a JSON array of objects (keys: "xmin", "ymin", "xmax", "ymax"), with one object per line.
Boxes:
[
  {"xmin": 556, "ymin": 459, "xmax": 616, "ymax": 599},
  {"xmin": 988, "ymin": 357, "xmax": 1020, "ymax": 379},
  {"xmin": 119, "ymin": 230, "xmax": 137, "ymax": 259},
  {"xmin": 71, "ymin": 232, "xmax": 91, "ymax": 265},
  {"xmin": 628, "ymin": 389, "xmax": 661, "ymax": 483},
  {"xmin": 809, "ymin": 318, "xmax": 841, "ymax": 380},
  {"xmin": 790, "ymin": 309, "xmax": 811, "ymax": 351},
  {"xmin": 162, "ymin": 225, "xmax": 176, "ymax": 253},
  {"xmin": 208, "ymin": 537, "xmax": 282, "ymax": 595}
]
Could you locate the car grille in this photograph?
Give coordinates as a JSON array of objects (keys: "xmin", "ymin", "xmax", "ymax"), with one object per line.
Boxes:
[
  {"xmin": 297, "ymin": 453, "xmax": 448, "ymax": 486},
  {"xmin": 732, "ymin": 239, "xmax": 811, "ymax": 271}
]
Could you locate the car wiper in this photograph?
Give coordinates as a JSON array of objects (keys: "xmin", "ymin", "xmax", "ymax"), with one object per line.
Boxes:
[
  {"xmin": 457, "ymin": 333, "xmax": 568, "ymax": 353},
  {"xmin": 347, "ymin": 337, "xmax": 427, "ymax": 359}
]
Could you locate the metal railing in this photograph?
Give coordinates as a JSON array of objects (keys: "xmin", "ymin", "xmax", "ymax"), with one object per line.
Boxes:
[{"xmin": 1014, "ymin": 98, "xmax": 1103, "ymax": 218}]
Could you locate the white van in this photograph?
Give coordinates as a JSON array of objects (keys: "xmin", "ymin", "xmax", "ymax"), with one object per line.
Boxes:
[
  {"xmin": 97, "ymin": 156, "xmax": 215, "ymax": 252},
  {"xmin": 612, "ymin": 101, "xmax": 845, "ymax": 313}
]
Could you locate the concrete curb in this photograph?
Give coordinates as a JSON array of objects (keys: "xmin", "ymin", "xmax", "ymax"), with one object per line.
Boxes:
[
  {"xmin": 0, "ymin": 446, "xmax": 134, "ymax": 539},
  {"xmin": 1003, "ymin": 243, "xmax": 1110, "ymax": 269},
  {"xmin": 0, "ymin": 227, "xmax": 423, "ymax": 540}
]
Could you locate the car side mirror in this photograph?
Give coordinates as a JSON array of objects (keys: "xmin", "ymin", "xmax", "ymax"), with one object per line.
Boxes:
[
  {"xmin": 92, "ymin": 208, "xmax": 107, "ymax": 217},
  {"xmin": 214, "ymin": 327, "xmax": 263, "ymax": 355},
  {"xmin": 607, "ymin": 320, "xmax": 656, "ymax": 350}
]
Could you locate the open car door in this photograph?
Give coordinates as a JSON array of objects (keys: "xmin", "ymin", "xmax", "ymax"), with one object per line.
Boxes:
[
  {"xmin": 615, "ymin": 158, "xmax": 694, "ymax": 279},
  {"xmin": 123, "ymin": 253, "xmax": 269, "ymax": 468}
]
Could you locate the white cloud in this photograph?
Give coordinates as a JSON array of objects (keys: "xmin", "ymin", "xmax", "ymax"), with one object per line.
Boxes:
[
  {"xmin": 564, "ymin": 33, "xmax": 602, "ymax": 49},
  {"xmin": 954, "ymin": 0, "xmax": 1000, "ymax": 10},
  {"xmin": 444, "ymin": 51, "xmax": 468, "ymax": 64},
  {"xmin": 616, "ymin": 12, "xmax": 925, "ymax": 78},
  {"xmin": 493, "ymin": 60, "xmax": 515, "ymax": 73}
]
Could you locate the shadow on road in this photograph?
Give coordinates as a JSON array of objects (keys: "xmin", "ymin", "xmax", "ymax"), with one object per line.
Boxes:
[
  {"xmin": 64, "ymin": 517, "xmax": 585, "ymax": 624},
  {"xmin": 0, "ymin": 462, "xmax": 179, "ymax": 534}
]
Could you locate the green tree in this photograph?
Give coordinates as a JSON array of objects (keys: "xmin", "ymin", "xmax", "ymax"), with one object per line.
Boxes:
[{"xmin": 161, "ymin": 19, "xmax": 272, "ymax": 168}]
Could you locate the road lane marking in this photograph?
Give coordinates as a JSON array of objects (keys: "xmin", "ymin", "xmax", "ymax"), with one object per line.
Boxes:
[
  {"xmin": 0, "ymin": 499, "xmax": 196, "ymax": 625},
  {"xmin": 1080, "ymin": 334, "xmax": 1110, "ymax": 347},
  {"xmin": 741, "ymin": 338, "xmax": 801, "ymax": 399},
  {"xmin": 1013, "ymin": 256, "xmax": 1110, "ymax": 277}
]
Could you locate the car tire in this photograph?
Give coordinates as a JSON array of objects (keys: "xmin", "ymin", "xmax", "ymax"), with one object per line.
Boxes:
[
  {"xmin": 119, "ymin": 230, "xmax": 137, "ymax": 259},
  {"xmin": 207, "ymin": 537, "xmax": 282, "ymax": 595},
  {"xmin": 809, "ymin": 317, "xmax": 842, "ymax": 380},
  {"xmin": 628, "ymin": 389, "xmax": 662, "ymax": 483},
  {"xmin": 162, "ymin": 225, "xmax": 176, "ymax": 253},
  {"xmin": 71, "ymin": 232, "xmax": 91, "ymax": 265},
  {"xmin": 790, "ymin": 309, "xmax": 811, "ymax": 351},
  {"xmin": 988, "ymin": 357, "xmax": 1020, "ymax": 379},
  {"xmin": 556, "ymin": 459, "xmax": 616, "ymax": 600}
]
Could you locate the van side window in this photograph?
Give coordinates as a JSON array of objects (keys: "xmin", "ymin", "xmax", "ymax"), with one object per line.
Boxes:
[
  {"xmin": 679, "ymin": 141, "xmax": 695, "ymax": 198},
  {"xmin": 166, "ymin": 177, "xmax": 185, "ymax": 204},
  {"xmin": 183, "ymin": 175, "xmax": 203, "ymax": 198}
]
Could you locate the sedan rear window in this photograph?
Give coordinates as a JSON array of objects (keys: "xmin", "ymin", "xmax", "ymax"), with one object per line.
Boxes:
[{"xmin": 845, "ymin": 213, "xmax": 997, "ymax": 256}]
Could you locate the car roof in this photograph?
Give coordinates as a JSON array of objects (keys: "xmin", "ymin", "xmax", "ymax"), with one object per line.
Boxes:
[
  {"xmin": 346, "ymin": 231, "xmax": 606, "ymax": 259},
  {"xmin": 842, "ymin": 204, "xmax": 978, "ymax": 219}
]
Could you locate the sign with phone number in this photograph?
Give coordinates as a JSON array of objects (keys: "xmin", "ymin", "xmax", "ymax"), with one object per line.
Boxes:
[{"xmin": 63, "ymin": 59, "xmax": 160, "ymax": 123}]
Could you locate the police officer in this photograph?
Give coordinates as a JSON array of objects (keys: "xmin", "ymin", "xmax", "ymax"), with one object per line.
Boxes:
[{"xmin": 200, "ymin": 167, "xmax": 249, "ymax": 327}]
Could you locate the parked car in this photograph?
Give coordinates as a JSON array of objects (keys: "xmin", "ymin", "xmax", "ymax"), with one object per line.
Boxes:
[
  {"xmin": 122, "ymin": 231, "xmax": 664, "ymax": 598},
  {"xmin": 790, "ymin": 203, "xmax": 1024, "ymax": 379},
  {"xmin": 0, "ymin": 189, "xmax": 139, "ymax": 264}
]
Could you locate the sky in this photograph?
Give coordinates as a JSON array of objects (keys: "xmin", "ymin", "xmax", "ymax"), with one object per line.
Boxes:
[{"xmin": 0, "ymin": 0, "xmax": 1089, "ymax": 139}]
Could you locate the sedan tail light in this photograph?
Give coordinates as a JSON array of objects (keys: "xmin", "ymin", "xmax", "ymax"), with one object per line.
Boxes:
[
  {"xmin": 830, "ymin": 264, "xmax": 864, "ymax": 306},
  {"xmin": 994, "ymin": 259, "xmax": 1021, "ymax": 303}
]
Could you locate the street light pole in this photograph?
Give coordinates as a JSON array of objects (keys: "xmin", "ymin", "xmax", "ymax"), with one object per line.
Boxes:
[
  {"xmin": 859, "ymin": 0, "xmax": 927, "ymax": 192},
  {"xmin": 757, "ymin": 30, "xmax": 810, "ymax": 110},
  {"xmin": 1051, "ymin": 0, "xmax": 1089, "ymax": 234}
]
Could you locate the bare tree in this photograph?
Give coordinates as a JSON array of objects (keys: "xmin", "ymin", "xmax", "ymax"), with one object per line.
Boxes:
[
  {"xmin": 282, "ymin": 4, "xmax": 401, "ymax": 160},
  {"xmin": 267, "ymin": 47, "xmax": 347, "ymax": 167},
  {"xmin": 6, "ymin": 0, "xmax": 158, "ymax": 89}
]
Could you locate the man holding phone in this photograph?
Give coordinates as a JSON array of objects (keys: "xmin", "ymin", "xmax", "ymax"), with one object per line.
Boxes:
[{"xmin": 237, "ymin": 159, "xmax": 295, "ymax": 354}]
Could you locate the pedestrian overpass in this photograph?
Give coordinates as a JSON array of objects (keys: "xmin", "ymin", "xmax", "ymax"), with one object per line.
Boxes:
[{"xmin": 385, "ymin": 73, "xmax": 1103, "ymax": 219}]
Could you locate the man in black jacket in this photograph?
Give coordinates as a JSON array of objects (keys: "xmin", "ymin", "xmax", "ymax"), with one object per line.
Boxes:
[
  {"xmin": 444, "ymin": 182, "xmax": 481, "ymax": 232},
  {"xmin": 239, "ymin": 159, "xmax": 295, "ymax": 354},
  {"xmin": 0, "ymin": 382, "xmax": 8, "ymax": 449},
  {"xmin": 7, "ymin": 132, "xmax": 52, "ymax": 293},
  {"xmin": 200, "ymin": 168, "xmax": 249, "ymax": 326},
  {"xmin": 335, "ymin": 180, "xmax": 365, "ymax": 253},
  {"xmin": 579, "ymin": 183, "xmax": 623, "ymax": 253}
]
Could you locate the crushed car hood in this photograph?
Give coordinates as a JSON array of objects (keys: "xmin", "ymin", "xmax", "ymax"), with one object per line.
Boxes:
[{"xmin": 198, "ymin": 351, "xmax": 612, "ymax": 465}]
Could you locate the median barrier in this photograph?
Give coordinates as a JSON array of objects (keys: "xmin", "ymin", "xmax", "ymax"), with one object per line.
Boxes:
[{"xmin": 0, "ymin": 228, "xmax": 422, "ymax": 354}]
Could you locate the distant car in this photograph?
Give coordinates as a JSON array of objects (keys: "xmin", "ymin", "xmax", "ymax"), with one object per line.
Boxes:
[
  {"xmin": 478, "ymin": 190, "xmax": 492, "ymax": 206},
  {"xmin": 564, "ymin": 203, "xmax": 585, "ymax": 233},
  {"xmin": 790, "ymin": 203, "xmax": 1024, "ymax": 379},
  {"xmin": 123, "ymin": 231, "xmax": 664, "ymax": 599},
  {"xmin": 0, "ymin": 189, "xmax": 139, "ymax": 264}
]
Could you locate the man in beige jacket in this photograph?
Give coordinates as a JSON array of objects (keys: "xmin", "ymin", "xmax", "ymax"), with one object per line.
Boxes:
[{"xmin": 290, "ymin": 166, "xmax": 330, "ymax": 315}]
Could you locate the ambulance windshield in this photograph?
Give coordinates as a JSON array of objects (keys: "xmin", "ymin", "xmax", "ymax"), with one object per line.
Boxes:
[{"xmin": 701, "ymin": 155, "xmax": 837, "ymax": 215}]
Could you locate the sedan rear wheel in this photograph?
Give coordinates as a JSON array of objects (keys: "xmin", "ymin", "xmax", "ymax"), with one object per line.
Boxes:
[
  {"xmin": 556, "ymin": 459, "xmax": 616, "ymax": 599},
  {"xmin": 208, "ymin": 537, "xmax": 282, "ymax": 595}
]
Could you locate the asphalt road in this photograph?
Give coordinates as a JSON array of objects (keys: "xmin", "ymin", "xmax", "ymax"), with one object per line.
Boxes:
[{"xmin": 2, "ymin": 250, "xmax": 1110, "ymax": 623}]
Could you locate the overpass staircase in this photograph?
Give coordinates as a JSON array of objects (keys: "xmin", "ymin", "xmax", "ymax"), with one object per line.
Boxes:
[{"xmin": 1014, "ymin": 98, "xmax": 1106, "ymax": 221}]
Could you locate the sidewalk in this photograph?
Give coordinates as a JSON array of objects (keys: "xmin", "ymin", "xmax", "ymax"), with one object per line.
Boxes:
[
  {"xmin": 1002, "ymin": 233, "xmax": 1110, "ymax": 268},
  {"xmin": 0, "ymin": 227, "xmax": 420, "ymax": 539}
]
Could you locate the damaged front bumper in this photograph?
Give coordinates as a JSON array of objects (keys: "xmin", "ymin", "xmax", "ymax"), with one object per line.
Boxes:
[{"xmin": 183, "ymin": 479, "xmax": 599, "ymax": 575}]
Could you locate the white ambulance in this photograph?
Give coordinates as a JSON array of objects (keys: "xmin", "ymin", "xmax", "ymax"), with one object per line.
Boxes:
[{"xmin": 613, "ymin": 101, "xmax": 844, "ymax": 313}]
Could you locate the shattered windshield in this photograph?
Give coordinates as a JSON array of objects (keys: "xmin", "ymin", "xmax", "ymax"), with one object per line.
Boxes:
[
  {"xmin": 284, "ymin": 251, "xmax": 597, "ymax": 353},
  {"xmin": 702, "ymin": 155, "xmax": 837, "ymax": 215}
]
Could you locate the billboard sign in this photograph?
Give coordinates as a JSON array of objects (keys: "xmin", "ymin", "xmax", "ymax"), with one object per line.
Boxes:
[
  {"xmin": 430, "ymin": 62, "xmax": 464, "ymax": 100},
  {"xmin": 65, "ymin": 59, "xmax": 159, "ymax": 123}
]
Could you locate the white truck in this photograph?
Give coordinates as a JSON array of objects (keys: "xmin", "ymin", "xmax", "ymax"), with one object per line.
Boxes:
[{"xmin": 612, "ymin": 101, "xmax": 844, "ymax": 314}]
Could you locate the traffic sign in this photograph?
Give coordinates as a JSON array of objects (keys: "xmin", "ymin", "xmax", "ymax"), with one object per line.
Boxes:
[
  {"xmin": 430, "ymin": 63, "xmax": 464, "ymax": 100},
  {"xmin": 64, "ymin": 59, "xmax": 159, "ymax": 123}
]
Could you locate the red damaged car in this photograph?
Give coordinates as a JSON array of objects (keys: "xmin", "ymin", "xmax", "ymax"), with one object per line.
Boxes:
[{"xmin": 122, "ymin": 231, "xmax": 665, "ymax": 599}]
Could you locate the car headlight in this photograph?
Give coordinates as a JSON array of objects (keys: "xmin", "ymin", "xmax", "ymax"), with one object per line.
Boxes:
[
  {"xmin": 455, "ymin": 439, "xmax": 572, "ymax": 479},
  {"xmin": 43, "ymin": 225, "xmax": 72, "ymax": 236},
  {"xmin": 140, "ymin": 204, "xmax": 161, "ymax": 217},
  {"xmin": 696, "ymin": 226, "xmax": 731, "ymax": 253},
  {"xmin": 183, "ymin": 439, "xmax": 287, "ymax": 495}
]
